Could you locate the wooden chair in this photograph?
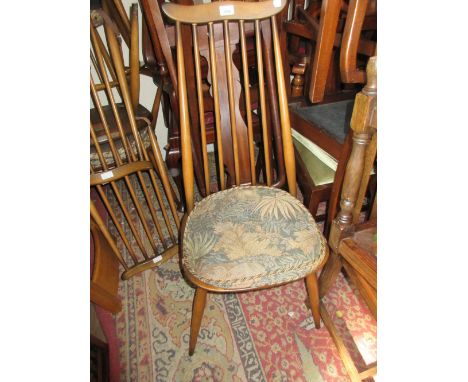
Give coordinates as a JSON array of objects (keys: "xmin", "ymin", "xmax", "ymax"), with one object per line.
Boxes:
[
  {"xmin": 140, "ymin": 0, "xmax": 286, "ymax": 202},
  {"xmin": 282, "ymin": 0, "xmax": 377, "ymax": 101},
  {"xmin": 90, "ymin": 12, "xmax": 180, "ymax": 287},
  {"xmin": 286, "ymin": 0, "xmax": 376, "ymax": 234},
  {"xmin": 319, "ymin": 56, "xmax": 377, "ymax": 381},
  {"xmin": 90, "ymin": 1, "xmax": 163, "ymax": 135},
  {"xmin": 162, "ymin": 0, "xmax": 329, "ymax": 355}
]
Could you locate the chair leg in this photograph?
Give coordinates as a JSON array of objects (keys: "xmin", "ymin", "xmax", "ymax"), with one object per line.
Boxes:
[
  {"xmin": 189, "ymin": 287, "xmax": 207, "ymax": 356},
  {"xmin": 308, "ymin": 192, "xmax": 322, "ymax": 220},
  {"xmin": 318, "ymin": 251, "xmax": 342, "ymax": 298},
  {"xmin": 305, "ymin": 273, "xmax": 321, "ymax": 329}
]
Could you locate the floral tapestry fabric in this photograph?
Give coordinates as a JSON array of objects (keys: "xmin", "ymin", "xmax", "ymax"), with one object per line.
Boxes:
[{"xmin": 183, "ymin": 186, "xmax": 327, "ymax": 289}]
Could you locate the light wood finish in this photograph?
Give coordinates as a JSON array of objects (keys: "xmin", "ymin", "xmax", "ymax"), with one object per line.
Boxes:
[
  {"xmin": 359, "ymin": 363, "xmax": 377, "ymax": 380},
  {"xmin": 91, "ymin": 2, "xmax": 165, "ymax": 143},
  {"xmin": 91, "ymin": 216, "xmax": 122, "ymax": 313},
  {"xmin": 305, "ymin": 273, "xmax": 321, "ymax": 329},
  {"xmin": 319, "ymin": 57, "xmax": 377, "ymax": 382},
  {"xmin": 339, "ymin": 227, "xmax": 376, "ymax": 288},
  {"xmin": 188, "ymin": 287, "xmax": 207, "ymax": 356},
  {"xmin": 163, "ymin": 0, "xmax": 325, "ymax": 355},
  {"xmin": 163, "ymin": 0, "xmax": 288, "ymax": 23},
  {"xmin": 140, "ymin": 0, "xmax": 285, "ymax": 199},
  {"xmin": 343, "ymin": 257, "xmax": 376, "ymax": 317},
  {"xmin": 320, "ymin": 302, "xmax": 362, "ymax": 381},
  {"xmin": 176, "ymin": 21, "xmax": 195, "ymax": 212},
  {"xmin": 90, "ymin": 13, "xmax": 180, "ymax": 281},
  {"xmin": 271, "ymin": 14, "xmax": 297, "ymax": 196}
]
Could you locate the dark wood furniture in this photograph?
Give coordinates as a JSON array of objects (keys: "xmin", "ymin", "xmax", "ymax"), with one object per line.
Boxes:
[
  {"xmin": 319, "ymin": 56, "xmax": 377, "ymax": 381},
  {"xmin": 91, "ymin": 335, "xmax": 110, "ymax": 382},
  {"xmin": 90, "ymin": 12, "xmax": 180, "ymax": 281},
  {"xmin": 285, "ymin": 0, "xmax": 376, "ymax": 234},
  {"xmin": 163, "ymin": 0, "xmax": 330, "ymax": 356},
  {"xmin": 283, "ymin": 0, "xmax": 377, "ymax": 101}
]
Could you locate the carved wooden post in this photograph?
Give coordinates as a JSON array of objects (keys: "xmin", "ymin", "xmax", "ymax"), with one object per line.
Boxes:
[
  {"xmin": 319, "ymin": 56, "xmax": 376, "ymax": 297},
  {"xmin": 291, "ymin": 61, "xmax": 306, "ymax": 97}
]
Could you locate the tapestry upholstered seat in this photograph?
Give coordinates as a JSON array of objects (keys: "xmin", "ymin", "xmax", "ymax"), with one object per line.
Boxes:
[{"xmin": 182, "ymin": 186, "xmax": 327, "ymax": 290}]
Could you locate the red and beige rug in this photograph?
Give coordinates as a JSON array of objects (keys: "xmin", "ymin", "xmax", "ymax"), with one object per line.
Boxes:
[
  {"xmin": 114, "ymin": 256, "xmax": 376, "ymax": 381},
  {"xmin": 94, "ymin": 170, "xmax": 376, "ymax": 381}
]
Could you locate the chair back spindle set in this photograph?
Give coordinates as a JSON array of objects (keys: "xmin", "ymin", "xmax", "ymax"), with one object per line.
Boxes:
[{"xmin": 90, "ymin": 9, "xmax": 180, "ymax": 285}]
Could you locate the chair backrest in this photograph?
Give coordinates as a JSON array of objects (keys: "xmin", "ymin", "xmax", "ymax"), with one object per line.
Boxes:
[
  {"xmin": 139, "ymin": 0, "xmax": 178, "ymax": 89},
  {"xmin": 90, "ymin": 14, "xmax": 180, "ymax": 280},
  {"xmin": 285, "ymin": 0, "xmax": 376, "ymax": 102},
  {"xmin": 309, "ymin": 0, "xmax": 376, "ymax": 101},
  {"xmin": 339, "ymin": 0, "xmax": 377, "ymax": 84},
  {"xmin": 307, "ymin": 0, "xmax": 343, "ymax": 103},
  {"xmin": 162, "ymin": 0, "xmax": 297, "ymax": 213},
  {"xmin": 329, "ymin": 56, "xmax": 377, "ymax": 247},
  {"xmin": 91, "ymin": 1, "xmax": 140, "ymax": 109}
]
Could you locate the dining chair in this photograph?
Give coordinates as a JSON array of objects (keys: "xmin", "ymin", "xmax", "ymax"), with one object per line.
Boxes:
[
  {"xmin": 140, "ymin": 0, "xmax": 287, "ymax": 202},
  {"xmin": 283, "ymin": 0, "xmax": 377, "ymax": 101},
  {"xmin": 319, "ymin": 56, "xmax": 377, "ymax": 381},
  {"xmin": 162, "ymin": 0, "xmax": 329, "ymax": 355},
  {"xmin": 91, "ymin": 1, "xmax": 163, "ymax": 135},
  {"xmin": 287, "ymin": 0, "xmax": 376, "ymax": 234},
  {"xmin": 90, "ymin": 12, "xmax": 180, "ymax": 283}
]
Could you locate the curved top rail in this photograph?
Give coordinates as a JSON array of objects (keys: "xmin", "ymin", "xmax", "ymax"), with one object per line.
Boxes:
[{"xmin": 162, "ymin": 0, "xmax": 287, "ymax": 24}]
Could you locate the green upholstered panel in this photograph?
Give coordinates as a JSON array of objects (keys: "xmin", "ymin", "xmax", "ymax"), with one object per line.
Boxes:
[
  {"xmin": 292, "ymin": 129, "xmax": 336, "ymax": 186},
  {"xmin": 290, "ymin": 100, "xmax": 354, "ymax": 144}
]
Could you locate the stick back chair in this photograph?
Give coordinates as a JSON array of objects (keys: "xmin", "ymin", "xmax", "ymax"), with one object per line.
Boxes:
[
  {"xmin": 162, "ymin": 0, "xmax": 329, "ymax": 355},
  {"xmin": 90, "ymin": 12, "xmax": 180, "ymax": 283},
  {"xmin": 319, "ymin": 56, "xmax": 377, "ymax": 381},
  {"xmin": 91, "ymin": 1, "xmax": 164, "ymax": 136},
  {"xmin": 141, "ymin": 0, "xmax": 287, "ymax": 202}
]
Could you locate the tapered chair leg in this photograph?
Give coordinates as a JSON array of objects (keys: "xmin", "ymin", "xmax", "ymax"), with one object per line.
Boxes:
[
  {"xmin": 189, "ymin": 287, "xmax": 207, "ymax": 356},
  {"xmin": 318, "ymin": 251, "xmax": 342, "ymax": 298},
  {"xmin": 305, "ymin": 273, "xmax": 321, "ymax": 329}
]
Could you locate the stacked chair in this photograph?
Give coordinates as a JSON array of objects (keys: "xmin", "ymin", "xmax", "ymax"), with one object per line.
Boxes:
[
  {"xmin": 90, "ymin": 3, "xmax": 180, "ymax": 312},
  {"xmin": 319, "ymin": 56, "xmax": 377, "ymax": 382},
  {"xmin": 282, "ymin": 0, "xmax": 377, "ymax": 233}
]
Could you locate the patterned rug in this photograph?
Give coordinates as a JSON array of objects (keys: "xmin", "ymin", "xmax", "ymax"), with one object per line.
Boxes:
[
  {"xmin": 114, "ymin": 255, "xmax": 376, "ymax": 382},
  {"xmin": 104, "ymin": 160, "xmax": 376, "ymax": 381}
]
